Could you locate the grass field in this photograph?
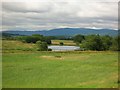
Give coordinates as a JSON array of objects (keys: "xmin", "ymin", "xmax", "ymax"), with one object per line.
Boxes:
[
  {"xmin": 2, "ymin": 40, "xmax": 36, "ymax": 51},
  {"xmin": 2, "ymin": 40, "xmax": 76, "ymax": 52},
  {"xmin": 2, "ymin": 40, "xmax": 119, "ymax": 88},
  {"xmin": 51, "ymin": 40, "xmax": 76, "ymax": 46}
]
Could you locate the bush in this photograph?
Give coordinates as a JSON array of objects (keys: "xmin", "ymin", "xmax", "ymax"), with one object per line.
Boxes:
[
  {"xmin": 48, "ymin": 48, "xmax": 52, "ymax": 51},
  {"xmin": 36, "ymin": 41, "xmax": 48, "ymax": 51},
  {"xmin": 59, "ymin": 42, "xmax": 64, "ymax": 45}
]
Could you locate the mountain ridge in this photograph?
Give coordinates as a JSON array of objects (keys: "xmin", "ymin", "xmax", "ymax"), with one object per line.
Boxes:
[{"xmin": 3, "ymin": 28, "xmax": 118, "ymax": 36}]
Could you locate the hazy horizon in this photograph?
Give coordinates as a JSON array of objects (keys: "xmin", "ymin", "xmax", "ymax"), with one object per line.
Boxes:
[{"xmin": 2, "ymin": 27, "xmax": 118, "ymax": 32}]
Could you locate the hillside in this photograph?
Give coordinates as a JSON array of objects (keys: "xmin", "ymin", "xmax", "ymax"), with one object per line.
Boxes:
[{"xmin": 3, "ymin": 28, "xmax": 118, "ymax": 36}]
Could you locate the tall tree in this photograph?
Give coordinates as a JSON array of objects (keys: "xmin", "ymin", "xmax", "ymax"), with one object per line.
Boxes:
[
  {"xmin": 101, "ymin": 35, "xmax": 112, "ymax": 50},
  {"xmin": 73, "ymin": 34, "xmax": 85, "ymax": 43},
  {"xmin": 82, "ymin": 35, "xmax": 104, "ymax": 51},
  {"xmin": 110, "ymin": 36, "xmax": 119, "ymax": 51}
]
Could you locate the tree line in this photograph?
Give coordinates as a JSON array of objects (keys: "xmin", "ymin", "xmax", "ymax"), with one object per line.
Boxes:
[
  {"xmin": 73, "ymin": 34, "xmax": 119, "ymax": 51},
  {"xmin": 16, "ymin": 34, "xmax": 51, "ymax": 44}
]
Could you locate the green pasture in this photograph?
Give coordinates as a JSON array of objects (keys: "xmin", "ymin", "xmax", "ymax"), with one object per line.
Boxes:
[
  {"xmin": 2, "ymin": 40, "xmax": 118, "ymax": 88},
  {"xmin": 2, "ymin": 51, "xmax": 118, "ymax": 88}
]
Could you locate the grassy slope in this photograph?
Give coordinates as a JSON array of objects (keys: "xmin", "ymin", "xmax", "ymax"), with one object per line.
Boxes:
[
  {"xmin": 2, "ymin": 40, "xmax": 36, "ymax": 53},
  {"xmin": 2, "ymin": 40, "xmax": 118, "ymax": 88},
  {"xmin": 2, "ymin": 40, "xmax": 36, "ymax": 50}
]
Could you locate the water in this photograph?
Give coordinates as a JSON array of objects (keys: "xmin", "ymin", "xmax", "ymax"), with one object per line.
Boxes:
[{"xmin": 48, "ymin": 45, "xmax": 80, "ymax": 51}]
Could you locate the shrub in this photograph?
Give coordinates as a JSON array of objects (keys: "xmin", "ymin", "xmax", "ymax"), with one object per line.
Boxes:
[
  {"xmin": 48, "ymin": 48, "xmax": 52, "ymax": 51},
  {"xmin": 36, "ymin": 41, "xmax": 48, "ymax": 51},
  {"xmin": 59, "ymin": 42, "xmax": 64, "ymax": 46}
]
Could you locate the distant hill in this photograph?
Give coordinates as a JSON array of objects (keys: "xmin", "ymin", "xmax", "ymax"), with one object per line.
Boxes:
[{"xmin": 3, "ymin": 28, "xmax": 118, "ymax": 36}]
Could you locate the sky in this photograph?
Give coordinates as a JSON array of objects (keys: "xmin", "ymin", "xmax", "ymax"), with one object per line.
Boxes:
[{"xmin": 1, "ymin": 0, "xmax": 119, "ymax": 31}]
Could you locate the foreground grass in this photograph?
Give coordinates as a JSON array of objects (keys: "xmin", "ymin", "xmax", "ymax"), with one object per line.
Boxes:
[{"xmin": 2, "ymin": 51, "xmax": 118, "ymax": 88}]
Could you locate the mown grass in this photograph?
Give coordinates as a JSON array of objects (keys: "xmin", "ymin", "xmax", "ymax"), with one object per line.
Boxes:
[
  {"xmin": 51, "ymin": 40, "xmax": 76, "ymax": 46},
  {"xmin": 2, "ymin": 40, "xmax": 118, "ymax": 88},
  {"xmin": 2, "ymin": 51, "xmax": 118, "ymax": 88}
]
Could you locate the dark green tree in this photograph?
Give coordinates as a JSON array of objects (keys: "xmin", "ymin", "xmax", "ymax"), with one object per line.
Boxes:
[
  {"xmin": 110, "ymin": 36, "xmax": 119, "ymax": 51},
  {"xmin": 17, "ymin": 34, "xmax": 45, "ymax": 43},
  {"xmin": 101, "ymin": 35, "xmax": 112, "ymax": 50},
  {"xmin": 32, "ymin": 34, "xmax": 44, "ymax": 42},
  {"xmin": 44, "ymin": 37, "xmax": 52, "ymax": 45},
  {"xmin": 81, "ymin": 35, "xmax": 104, "ymax": 51},
  {"xmin": 73, "ymin": 34, "xmax": 85, "ymax": 43}
]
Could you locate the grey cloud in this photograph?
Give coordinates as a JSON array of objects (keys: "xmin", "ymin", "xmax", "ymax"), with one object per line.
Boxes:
[
  {"xmin": 1, "ymin": 1, "xmax": 118, "ymax": 31},
  {"xmin": 2, "ymin": 2, "xmax": 53, "ymax": 13}
]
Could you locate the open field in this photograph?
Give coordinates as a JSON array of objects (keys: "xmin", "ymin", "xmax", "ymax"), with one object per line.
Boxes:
[
  {"xmin": 2, "ymin": 40, "xmax": 76, "ymax": 52},
  {"xmin": 51, "ymin": 40, "xmax": 76, "ymax": 46},
  {"xmin": 2, "ymin": 40, "xmax": 119, "ymax": 88},
  {"xmin": 2, "ymin": 40, "xmax": 36, "ymax": 51},
  {"xmin": 3, "ymin": 51, "xmax": 118, "ymax": 88}
]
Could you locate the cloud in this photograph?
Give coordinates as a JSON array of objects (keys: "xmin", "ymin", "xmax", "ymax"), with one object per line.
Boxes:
[{"xmin": 1, "ymin": 0, "xmax": 118, "ymax": 31}]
